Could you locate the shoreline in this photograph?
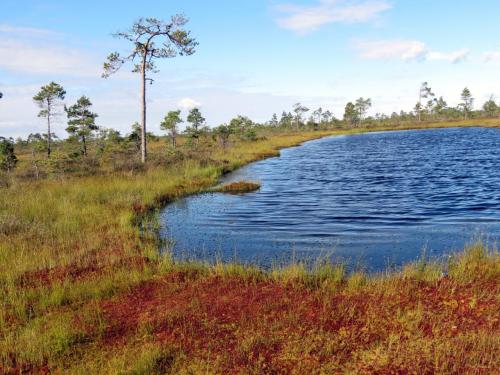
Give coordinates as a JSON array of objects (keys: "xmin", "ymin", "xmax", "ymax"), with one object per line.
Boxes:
[
  {"xmin": 1, "ymin": 118, "xmax": 499, "ymax": 373},
  {"xmin": 157, "ymin": 123, "xmax": 500, "ymax": 275}
]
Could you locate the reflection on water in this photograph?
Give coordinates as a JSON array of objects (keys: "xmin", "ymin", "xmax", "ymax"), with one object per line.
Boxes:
[{"xmin": 160, "ymin": 127, "xmax": 500, "ymax": 271}]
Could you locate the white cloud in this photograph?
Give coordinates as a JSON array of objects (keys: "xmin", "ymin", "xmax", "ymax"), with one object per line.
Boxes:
[
  {"xmin": 0, "ymin": 38, "xmax": 99, "ymax": 76},
  {"xmin": 355, "ymin": 39, "xmax": 469, "ymax": 63},
  {"xmin": 0, "ymin": 84, "xmax": 50, "ymax": 138},
  {"xmin": 356, "ymin": 39, "xmax": 427, "ymax": 61},
  {"xmin": 0, "ymin": 24, "xmax": 99, "ymax": 77},
  {"xmin": 427, "ymin": 49, "xmax": 469, "ymax": 64},
  {"xmin": 177, "ymin": 97, "xmax": 201, "ymax": 110},
  {"xmin": 483, "ymin": 50, "xmax": 500, "ymax": 62},
  {"xmin": 0, "ymin": 24, "xmax": 62, "ymax": 37},
  {"xmin": 275, "ymin": 0, "xmax": 392, "ymax": 34}
]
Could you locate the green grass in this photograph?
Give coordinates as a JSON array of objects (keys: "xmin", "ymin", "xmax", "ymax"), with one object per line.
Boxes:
[
  {"xmin": 1, "ymin": 120, "xmax": 499, "ymax": 373},
  {"xmin": 211, "ymin": 180, "xmax": 261, "ymax": 194}
]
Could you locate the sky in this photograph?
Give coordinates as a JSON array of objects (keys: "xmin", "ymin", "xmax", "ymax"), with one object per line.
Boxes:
[{"xmin": 0, "ymin": 0, "xmax": 499, "ymax": 138}]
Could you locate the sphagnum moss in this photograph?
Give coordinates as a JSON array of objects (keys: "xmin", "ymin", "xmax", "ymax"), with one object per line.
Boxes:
[{"xmin": 1, "ymin": 122, "xmax": 499, "ymax": 373}]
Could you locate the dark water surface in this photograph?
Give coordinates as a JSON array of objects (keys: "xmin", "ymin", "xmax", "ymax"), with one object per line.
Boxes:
[{"xmin": 160, "ymin": 127, "xmax": 500, "ymax": 271}]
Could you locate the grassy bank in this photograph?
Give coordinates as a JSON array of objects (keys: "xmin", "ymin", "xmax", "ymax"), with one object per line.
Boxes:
[{"xmin": 1, "ymin": 120, "xmax": 499, "ymax": 373}]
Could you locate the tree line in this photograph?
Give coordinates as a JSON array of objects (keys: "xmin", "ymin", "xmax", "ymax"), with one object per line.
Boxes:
[
  {"xmin": 1, "ymin": 15, "xmax": 500, "ymax": 176},
  {"xmin": 1, "ymin": 78, "xmax": 499, "ymax": 177}
]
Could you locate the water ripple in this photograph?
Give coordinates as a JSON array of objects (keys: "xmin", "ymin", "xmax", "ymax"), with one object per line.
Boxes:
[{"xmin": 161, "ymin": 127, "xmax": 500, "ymax": 271}]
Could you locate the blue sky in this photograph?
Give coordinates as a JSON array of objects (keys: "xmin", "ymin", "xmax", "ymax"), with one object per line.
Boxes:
[{"xmin": 1, "ymin": 0, "xmax": 499, "ymax": 138}]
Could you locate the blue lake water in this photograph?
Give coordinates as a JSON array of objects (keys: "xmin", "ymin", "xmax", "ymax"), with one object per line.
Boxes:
[{"xmin": 160, "ymin": 127, "xmax": 500, "ymax": 272}]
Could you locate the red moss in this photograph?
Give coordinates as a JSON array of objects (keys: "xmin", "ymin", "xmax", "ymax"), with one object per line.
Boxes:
[
  {"xmin": 18, "ymin": 256, "xmax": 149, "ymax": 288},
  {"xmin": 0, "ymin": 354, "xmax": 50, "ymax": 375},
  {"xmin": 99, "ymin": 273, "xmax": 500, "ymax": 372},
  {"xmin": 18, "ymin": 264, "xmax": 101, "ymax": 288}
]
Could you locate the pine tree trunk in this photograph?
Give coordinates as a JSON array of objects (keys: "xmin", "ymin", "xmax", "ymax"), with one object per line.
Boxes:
[
  {"xmin": 140, "ymin": 57, "xmax": 147, "ymax": 164},
  {"xmin": 82, "ymin": 135, "xmax": 87, "ymax": 156},
  {"xmin": 47, "ymin": 112, "xmax": 51, "ymax": 157}
]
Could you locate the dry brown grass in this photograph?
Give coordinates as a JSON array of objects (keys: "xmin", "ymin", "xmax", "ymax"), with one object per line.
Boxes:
[{"xmin": 212, "ymin": 180, "xmax": 261, "ymax": 194}]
